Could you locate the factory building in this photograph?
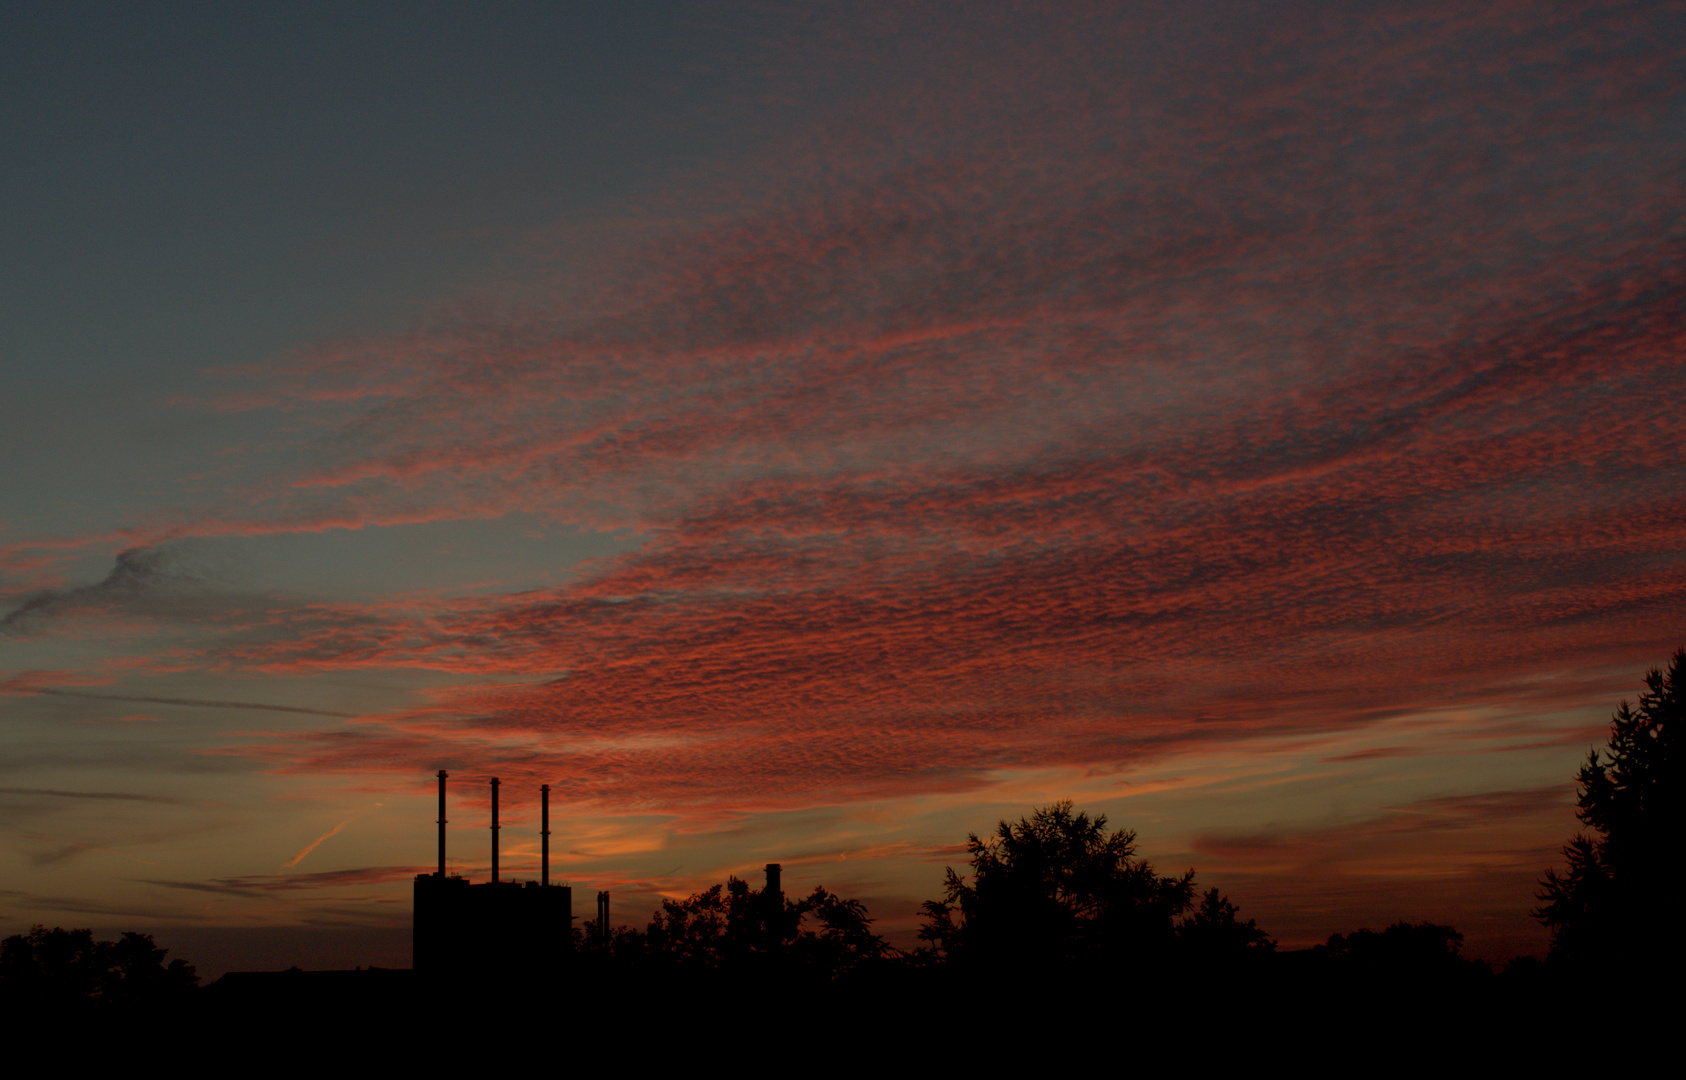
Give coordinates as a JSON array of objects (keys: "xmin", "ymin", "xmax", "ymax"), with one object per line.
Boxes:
[{"xmin": 413, "ymin": 772, "xmax": 572, "ymax": 977}]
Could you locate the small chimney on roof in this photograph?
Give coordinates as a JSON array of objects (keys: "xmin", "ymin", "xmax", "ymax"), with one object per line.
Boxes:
[
  {"xmin": 764, "ymin": 863, "xmax": 784, "ymax": 947},
  {"xmin": 490, "ymin": 777, "xmax": 501, "ymax": 884}
]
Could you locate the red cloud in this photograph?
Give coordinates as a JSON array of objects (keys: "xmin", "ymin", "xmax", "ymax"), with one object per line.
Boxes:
[{"xmin": 6, "ymin": 4, "xmax": 1682, "ymax": 926}]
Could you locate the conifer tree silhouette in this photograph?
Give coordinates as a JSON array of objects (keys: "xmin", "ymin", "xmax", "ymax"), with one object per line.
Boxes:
[{"xmin": 1536, "ymin": 649, "xmax": 1681, "ymax": 970}]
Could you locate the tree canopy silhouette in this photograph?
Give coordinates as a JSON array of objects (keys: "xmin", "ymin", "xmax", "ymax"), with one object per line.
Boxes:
[
  {"xmin": 1535, "ymin": 649, "xmax": 1681, "ymax": 969},
  {"xmin": 1320, "ymin": 921, "xmax": 1485, "ymax": 982},
  {"xmin": 919, "ymin": 802, "xmax": 1215, "ymax": 971}
]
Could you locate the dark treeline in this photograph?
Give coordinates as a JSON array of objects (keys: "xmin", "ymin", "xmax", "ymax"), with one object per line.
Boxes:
[
  {"xmin": 563, "ymin": 800, "xmax": 1498, "ymax": 1016},
  {"xmin": 0, "ymin": 925, "xmax": 197, "ymax": 1021},
  {"xmin": 9, "ymin": 651, "xmax": 1677, "ymax": 1053},
  {"xmin": 567, "ymin": 800, "xmax": 1289, "ymax": 990}
]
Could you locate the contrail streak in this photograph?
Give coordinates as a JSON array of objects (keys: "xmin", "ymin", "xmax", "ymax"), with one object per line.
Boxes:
[
  {"xmin": 29, "ymin": 688, "xmax": 356, "ymax": 718},
  {"xmin": 283, "ymin": 822, "xmax": 348, "ymax": 868}
]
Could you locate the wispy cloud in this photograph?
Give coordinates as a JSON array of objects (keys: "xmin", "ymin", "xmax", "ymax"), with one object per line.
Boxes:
[
  {"xmin": 0, "ymin": 787, "xmax": 182, "ymax": 804},
  {"xmin": 142, "ymin": 866, "xmax": 429, "ymax": 900}
]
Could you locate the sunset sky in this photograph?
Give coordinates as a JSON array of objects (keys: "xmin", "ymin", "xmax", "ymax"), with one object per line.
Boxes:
[{"xmin": 4, "ymin": 1, "xmax": 1684, "ymax": 977}]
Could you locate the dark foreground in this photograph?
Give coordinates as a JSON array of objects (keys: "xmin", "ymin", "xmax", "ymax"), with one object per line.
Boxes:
[{"xmin": 16, "ymin": 949, "xmax": 1655, "ymax": 1067}]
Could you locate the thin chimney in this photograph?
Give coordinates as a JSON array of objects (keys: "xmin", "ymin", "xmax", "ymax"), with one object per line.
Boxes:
[
  {"xmin": 490, "ymin": 777, "xmax": 501, "ymax": 884},
  {"xmin": 436, "ymin": 770, "xmax": 448, "ymax": 877},
  {"xmin": 540, "ymin": 784, "xmax": 551, "ymax": 887}
]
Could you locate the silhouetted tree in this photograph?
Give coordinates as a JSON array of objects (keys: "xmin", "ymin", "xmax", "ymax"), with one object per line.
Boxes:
[
  {"xmin": 0, "ymin": 926, "xmax": 103, "ymax": 1007},
  {"xmin": 1535, "ymin": 649, "xmax": 1681, "ymax": 969},
  {"xmin": 1312, "ymin": 921, "xmax": 1490, "ymax": 1004},
  {"xmin": 641, "ymin": 875, "xmax": 891, "ymax": 981},
  {"xmin": 788, "ymin": 887, "xmax": 896, "ymax": 980},
  {"xmin": 644, "ymin": 877, "xmax": 763, "ymax": 967},
  {"xmin": 1178, "ymin": 887, "xmax": 1275, "ymax": 958},
  {"xmin": 1322, "ymin": 922, "xmax": 1475, "ymax": 971},
  {"xmin": 102, "ymin": 931, "xmax": 198, "ymax": 1004},
  {"xmin": 920, "ymin": 802, "xmax": 1197, "ymax": 972}
]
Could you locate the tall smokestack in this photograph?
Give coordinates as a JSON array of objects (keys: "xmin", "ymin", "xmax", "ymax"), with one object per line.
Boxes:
[
  {"xmin": 765, "ymin": 862, "xmax": 782, "ymax": 899},
  {"xmin": 541, "ymin": 784, "xmax": 551, "ymax": 887},
  {"xmin": 436, "ymin": 770, "xmax": 448, "ymax": 877},
  {"xmin": 490, "ymin": 777, "xmax": 501, "ymax": 884},
  {"xmin": 597, "ymin": 890, "xmax": 609, "ymax": 942}
]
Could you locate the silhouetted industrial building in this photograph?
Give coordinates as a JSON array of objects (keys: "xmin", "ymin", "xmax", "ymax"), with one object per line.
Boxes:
[{"xmin": 413, "ymin": 772, "xmax": 572, "ymax": 977}]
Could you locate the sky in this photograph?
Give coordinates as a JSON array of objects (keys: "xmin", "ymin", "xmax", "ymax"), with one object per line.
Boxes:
[{"xmin": 3, "ymin": 0, "xmax": 1684, "ymax": 977}]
